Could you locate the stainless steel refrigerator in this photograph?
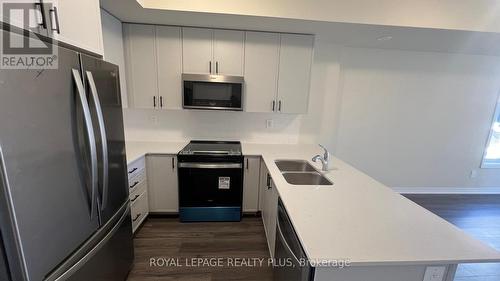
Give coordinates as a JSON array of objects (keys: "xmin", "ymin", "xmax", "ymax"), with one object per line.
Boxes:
[{"xmin": 0, "ymin": 29, "xmax": 134, "ymax": 281}]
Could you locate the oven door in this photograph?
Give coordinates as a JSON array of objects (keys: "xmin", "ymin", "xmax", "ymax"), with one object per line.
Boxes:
[
  {"xmin": 182, "ymin": 74, "xmax": 243, "ymax": 111},
  {"xmin": 178, "ymin": 162, "xmax": 243, "ymax": 221}
]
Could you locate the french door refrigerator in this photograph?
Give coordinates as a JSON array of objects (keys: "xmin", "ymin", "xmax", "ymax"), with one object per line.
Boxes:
[{"xmin": 0, "ymin": 29, "xmax": 133, "ymax": 281}]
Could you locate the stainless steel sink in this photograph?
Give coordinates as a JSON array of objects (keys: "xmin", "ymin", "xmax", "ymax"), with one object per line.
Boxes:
[
  {"xmin": 282, "ymin": 172, "xmax": 333, "ymax": 186},
  {"xmin": 275, "ymin": 160, "xmax": 317, "ymax": 172}
]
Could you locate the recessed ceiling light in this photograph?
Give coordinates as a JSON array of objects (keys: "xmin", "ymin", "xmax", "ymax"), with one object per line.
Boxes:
[{"xmin": 377, "ymin": 36, "xmax": 393, "ymax": 41}]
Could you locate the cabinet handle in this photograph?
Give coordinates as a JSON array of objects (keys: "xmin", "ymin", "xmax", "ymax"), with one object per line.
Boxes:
[
  {"xmin": 272, "ymin": 100, "xmax": 275, "ymax": 112},
  {"xmin": 278, "ymin": 100, "xmax": 282, "ymax": 112},
  {"xmin": 132, "ymin": 213, "xmax": 141, "ymax": 222},
  {"xmin": 160, "ymin": 96, "xmax": 163, "ymax": 108},
  {"xmin": 153, "ymin": 96, "xmax": 156, "ymax": 107},
  {"xmin": 131, "ymin": 194, "xmax": 140, "ymax": 202},
  {"xmin": 209, "ymin": 61, "xmax": 212, "ymax": 73},
  {"xmin": 172, "ymin": 157, "xmax": 175, "ymax": 169},
  {"xmin": 216, "ymin": 61, "xmax": 219, "ymax": 74},
  {"xmin": 128, "ymin": 168, "xmax": 137, "ymax": 174},
  {"xmin": 49, "ymin": 6, "xmax": 60, "ymax": 34},
  {"xmin": 34, "ymin": 2, "xmax": 47, "ymax": 29},
  {"xmin": 129, "ymin": 181, "xmax": 139, "ymax": 189},
  {"xmin": 266, "ymin": 174, "xmax": 272, "ymax": 189},
  {"xmin": 246, "ymin": 158, "xmax": 249, "ymax": 170}
]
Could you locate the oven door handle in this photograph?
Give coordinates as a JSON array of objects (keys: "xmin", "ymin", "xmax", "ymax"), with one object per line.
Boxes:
[{"xmin": 178, "ymin": 163, "xmax": 242, "ymax": 169}]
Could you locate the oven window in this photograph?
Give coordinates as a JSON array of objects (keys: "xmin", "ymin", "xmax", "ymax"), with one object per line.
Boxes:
[{"xmin": 184, "ymin": 81, "xmax": 242, "ymax": 109}]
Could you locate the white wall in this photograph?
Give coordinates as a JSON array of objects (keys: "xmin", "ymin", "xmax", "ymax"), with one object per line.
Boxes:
[
  {"xmin": 101, "ymin": 9, "xmax": 128, "ymax": 107},
  {"xmin": 333, "ymin": 47, "xmax": 500, "ymax": 188},
  {"xmin": 124, "ymin": 109, "xmax": 302, "ymax": 143}
]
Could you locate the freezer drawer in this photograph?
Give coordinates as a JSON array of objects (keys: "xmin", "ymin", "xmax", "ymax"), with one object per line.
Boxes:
[{"xmin": 45, "ymin": 203, "xmax": 134, "ymax": 281}]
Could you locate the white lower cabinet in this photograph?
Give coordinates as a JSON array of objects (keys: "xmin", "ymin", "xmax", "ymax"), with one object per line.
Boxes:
[
  {"xmin": 128, "ymin": 156, "xmax": 149, "ymax": 233},
  {"xmin": 131, "ymin": 189, "xmax": 149, "ymax": 233},
  {"xmin": 146, "ymin": 155, "xmax": 179, "ymax": 213},
  {"xmin": 260, "ymin": 160, "xmax": 279, "ymax": 258},
  {"xmin": 243, "ymin": 156, "xmax": 261, "ymax": 212}
]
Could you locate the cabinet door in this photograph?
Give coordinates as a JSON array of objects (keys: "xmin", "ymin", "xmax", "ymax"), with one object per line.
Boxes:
[
  {"xmin": 147, "ymin": 155, "xmax": 178, "ymax": 213},
  {"xmin": 1, "ymin": 0, "xmax": 48, "ymax": 36},
  {"xmin": 47, "ymin": 0, "xmax": 103, "ymax": 55},
  {"xmin": 266, "ymin": 179, "xmax": 279, "ymax": 258},
  {"xmin": 260, "ymin": 161, "xmax": 279, "ymax": 258},
  {"xmin": 156, "ymin": 26, "xmax": 182, "ymax": 110},
  {"xmin": 123, "ymin": 24, "xmax": 158, "ymax": 109},
  {"xmin": 243, "ymin": 156, "xmax": 261, "ymax": 212},
  {"xmin": 213, "ymin": 29, "xmax": 244, "ymax": 76},
  {"xmin": 244, "ymin": 32, "xmax": 280, "ymax": 112},
  {"xmin": 277, "ymin": 34, "xmax": 314, "ymax": 114},
  {"xmin": 182, "ymin": 27, "xmax": 213, "ymax": 74}
]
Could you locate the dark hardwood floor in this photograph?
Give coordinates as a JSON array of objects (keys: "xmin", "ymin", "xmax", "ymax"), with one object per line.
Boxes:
[
  {"xmin": 406, "ymin": 195, "xmax": 500, "ymax": 281},
  {"xmin": 128, "ymin": 195, "xmax": 500, "ymax": 281},
  {"xmin": 127, "ymin": 216, "xmax": 274, "ymax": 281}
]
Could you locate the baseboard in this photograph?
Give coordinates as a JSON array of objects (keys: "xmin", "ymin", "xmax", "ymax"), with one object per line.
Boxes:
[{"xmin": 391, "ymin": 186, "xmax": 500, "ymax": 194}]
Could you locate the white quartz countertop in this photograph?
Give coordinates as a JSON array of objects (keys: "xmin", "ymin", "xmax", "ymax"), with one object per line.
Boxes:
[{"xmin": 125, "ymin": 141, "xmax": 500, "ymax": 266}]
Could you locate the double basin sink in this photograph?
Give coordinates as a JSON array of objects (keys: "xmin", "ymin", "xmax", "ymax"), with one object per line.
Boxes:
[{"xmin": 275, "ymin": 160, "xmax": 333, "ymax": 186}]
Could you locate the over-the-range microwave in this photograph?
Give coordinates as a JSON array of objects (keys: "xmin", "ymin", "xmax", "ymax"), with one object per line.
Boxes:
[{"xmin": 182, "ymin": 74, "xmax": 244, "ymax": 111}]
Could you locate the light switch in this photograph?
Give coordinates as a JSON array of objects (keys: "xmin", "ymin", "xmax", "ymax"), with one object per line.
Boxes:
[{"xmin": 423, "ymin": 266, "xmax": 446, "ymax": 281}]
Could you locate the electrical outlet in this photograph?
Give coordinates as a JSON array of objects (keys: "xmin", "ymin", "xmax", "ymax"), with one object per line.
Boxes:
[
  {"xmin": 266, "ymin": 119, "xmax": 274, "ymax": 129},
  {"xmin": 150, "ymin": 114, "xmax": 159, "ymax": 125},
  {"xmin": 470, "ymin": 169, "xmax": 478, "ymax": 179},
  {"xmin": 423, "ymin": 266, "xmax": 446, "ymax": 281}
]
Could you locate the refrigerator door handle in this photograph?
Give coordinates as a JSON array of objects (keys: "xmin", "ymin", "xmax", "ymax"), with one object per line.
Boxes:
[
  {"xmin": 85, "ymin": 71, "xmax": 109, "ymax": 210},
  {"xmin": 72, "ymin": 69, "xmax": 98, "ymax": 220}
]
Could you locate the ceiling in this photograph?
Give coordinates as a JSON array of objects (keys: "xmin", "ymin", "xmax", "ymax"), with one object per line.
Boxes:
[{"xmin": 101, "ymin": 0, "xmax": 500, "ymax": 56}]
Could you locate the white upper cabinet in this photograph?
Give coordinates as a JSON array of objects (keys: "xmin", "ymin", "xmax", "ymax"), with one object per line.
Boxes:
[
  {"xmin": 244, "ymin": 31, "xmax": 280, "ymax": 112},
  {"xmin": 2, "ymin": 0, "xmax": 103, "ymax": 55},
  {"xmin": 47, "ymin": 0, "xmax": 103, "ymax": 55},
  {"xmin": 182, "ymin": 27, "xmax": 244, "ymax": 75},
  {"xmin": 156, "ymin": 26, "xmax": 183, "ymax": 110},
  {"xmin": 182, "ymin": 27, "xmax": 213, "ymax": 74},
  {"xmin": 276, "ymin": 34, "xmax": 314, "ymax": 114},
  {"xmin": 123, "ymin": 24, "xmax": 158, "ymax": 109},
  {"xmin": 213, "ymin": 29, "xmax": 244, "ymax": 76}
]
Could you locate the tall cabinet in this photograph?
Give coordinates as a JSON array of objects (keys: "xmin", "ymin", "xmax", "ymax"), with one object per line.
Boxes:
[{"xmin": 182, "ymin": 27, "xmax": 244, "ymax": 75}]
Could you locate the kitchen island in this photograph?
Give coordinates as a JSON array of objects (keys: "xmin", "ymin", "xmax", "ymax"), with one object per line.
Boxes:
[{"xmin": 126, "ymin": 141, "xmax": 500, "ymax": 281}]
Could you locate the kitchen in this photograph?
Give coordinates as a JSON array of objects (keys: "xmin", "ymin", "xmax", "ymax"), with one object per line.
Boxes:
[{"xmin": 1, "ymin": 1, "xmax": 500, "ymax": 281}]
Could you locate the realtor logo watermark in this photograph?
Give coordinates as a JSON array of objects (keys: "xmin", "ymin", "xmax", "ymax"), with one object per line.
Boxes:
[{"xmin": 0, "ymin": 0, "xmax": 58, "ymax": 69}]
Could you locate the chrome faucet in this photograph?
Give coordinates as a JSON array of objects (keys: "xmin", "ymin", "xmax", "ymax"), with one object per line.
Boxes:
[{"xmin": 312, "ymin": 144, "xmax": 330, "ymax": 171}]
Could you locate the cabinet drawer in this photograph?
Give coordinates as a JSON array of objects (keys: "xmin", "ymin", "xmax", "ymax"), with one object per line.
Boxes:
[
  {"xmin": 128, "ymin": 168, "xmax": 145, "ymax": 191},
  {"xmin": 127, "ymin": 157, "xmax": 145, "ymax": 180},
  {"xmin": 129, "ymin": 180, "xmax": 147, "ymax": 204},
  {"xmin": 131, "ymin": 190, "xmax": 148, "ymax": 233}
]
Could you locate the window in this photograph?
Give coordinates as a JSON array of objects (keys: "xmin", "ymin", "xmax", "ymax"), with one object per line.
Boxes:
[{"xmin": 482, "ymin": 95, "xmax": 500, "ymax": 168}]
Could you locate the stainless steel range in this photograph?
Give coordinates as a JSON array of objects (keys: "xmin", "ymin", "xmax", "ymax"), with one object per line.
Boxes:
[{"xmin": 177, "ymin": 141, "xmax": 244, "ymax": 222}]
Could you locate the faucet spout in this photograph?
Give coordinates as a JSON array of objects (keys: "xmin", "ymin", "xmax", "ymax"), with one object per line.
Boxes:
[{"xmin": 312, "ymin": 144, "xmax": 330, "ymax": 171}]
